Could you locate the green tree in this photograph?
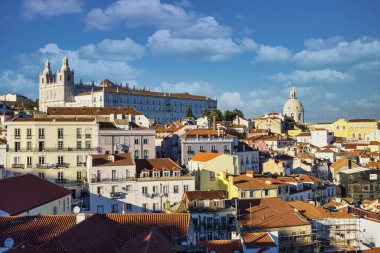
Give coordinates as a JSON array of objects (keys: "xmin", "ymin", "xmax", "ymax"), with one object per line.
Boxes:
[
  {"xmin": 223, "ymin": 110, "xmax": 235, "ymax": 121},
  {"xmin": 209, "ymin": 109, "xmax": 223, "ymax": 121},
  {"xmin": 202, "ymin": 108, "xmax": 210, "ymax": 117},
  {"xmin": 186, "ymin": 106, "xmax": 194, "ymax": 118},
  {"xmin": 232, "ymin": 108, "xmax": 244, "ymax": 119}
]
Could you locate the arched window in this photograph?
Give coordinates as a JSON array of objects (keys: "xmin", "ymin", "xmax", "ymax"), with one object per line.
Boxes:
[
  {"xmin": 352, "ymin": 133, "xmax": 355, "ymax": 139},
  {"xmin": 358, "ymin": 133, "xmax": 362, "ymax": 140}
]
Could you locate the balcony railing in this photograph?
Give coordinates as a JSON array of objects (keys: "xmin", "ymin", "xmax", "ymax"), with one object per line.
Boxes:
[
  {"xmin": 55, "ymin": 179, "xmax": 67, "ymax": 183},
  {"xmin": 10, "ymin": 147, "xmax": 97, "ymax": 152},
  {"xmin": 36, "ymin": 163, "xmax": 71, "ymax": 169},
  {"xmin": 110, "ymin": 192, "xmax": 124, "ymax": 199},
  {"xmin": 187, "ymin": 150, "xmax": 194, "ymax": 154},
  {"xmin": 211, "ymin": 150, "xmax": 218, "ymax": 153},
  {"xmin": 12, "ymin": 164, "xmax": 25, "ymax": 169},
  {"xmin": 85, "ymin": 134, "xmax": 91, "ymax": 139},
  {"xmin": 90, "ymin": 177, "xmax": 134, "ymax": 183}
]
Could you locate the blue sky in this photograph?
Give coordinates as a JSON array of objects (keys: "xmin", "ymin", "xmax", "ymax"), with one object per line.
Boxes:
[{"xmin": 0, "ymin": 0, "xmax": 379, "ymax": 122}]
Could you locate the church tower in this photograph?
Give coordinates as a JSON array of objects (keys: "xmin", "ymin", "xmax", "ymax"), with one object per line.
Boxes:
[
  {"xmin": 39, "ymin": 57, "xmax": 74, "ymax": 112},
  {"xmin": 283, "ymin": 88, "xmax": 305, "ymax": 124}
]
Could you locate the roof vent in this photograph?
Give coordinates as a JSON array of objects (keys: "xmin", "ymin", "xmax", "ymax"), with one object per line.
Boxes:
[{"xmin": 108, "ymin": 155, "xmax": 115, "ymax": 162}]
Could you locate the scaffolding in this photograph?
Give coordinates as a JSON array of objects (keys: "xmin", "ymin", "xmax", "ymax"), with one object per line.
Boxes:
[{"xmin": 314, "ymin": 217, "xmax": 361, "ymax": 252}]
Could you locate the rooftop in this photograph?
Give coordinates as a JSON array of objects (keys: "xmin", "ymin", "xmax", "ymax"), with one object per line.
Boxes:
[
  {"xmin": 288, "ymin": 201, "xmax": 355, "ymax": 220},
  {"xmin": 184, "ymin": 190, "xmax": 225, "ymax": 201},
  {"xmin": 190, "ymin": 152, "xmax": 222, "ymax": 162},
  {"xmin": 91, "ymin": 153, "xmax": 135, "ymax": 167},
  {"xmin": 242, "ymin": 232, "xmax": 276, "ymax": 249},
  {"xmin": 47, "ymin": 107, "xmax": 141, "ymax": 116},
  {"xmin": 197, "ymin": 239, "xmax": 242, "ymax": 253},
  {"xmin": 0, "ymin": 175, "xmax": 71, "ymax": 216}
]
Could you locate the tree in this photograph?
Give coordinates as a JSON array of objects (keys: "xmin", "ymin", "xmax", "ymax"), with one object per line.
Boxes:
[
  {"xmin": 209, "ymin": 109, "xmax": 223, "ymax": 121},
  {"xmin": 223, "ymin": 110, "xmax": 235, "ymax": 121},
  {"xmin": 202, "ymin": 108, "xmax": 210, "ymax": 117},
  {"xmin": 232, "ymin": 108, "xmax": 244, "ymax": 119},
  {"xmin": 186, "ymin": 106, "xmax": 194, "ymax": 118}
]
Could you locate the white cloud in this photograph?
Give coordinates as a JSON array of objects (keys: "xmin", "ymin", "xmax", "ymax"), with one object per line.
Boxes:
[
  {"xmin": 218, "ymin": 91, "xmax": 245, "ymax": 110},
  {"xmin": 147, "ymin": 30, "xmax": 241, "ymax": 61},
  {"xmin": 84, "ymin": 0, "xmax": 192, "ymax": 31},
  {"xmin": 324, "ymin": 92, "xmax": 336, "ymax": 100},
  {"xmin": 22, "ymin": 0, "xmax": 82, "ymax": 19},
  {"xmin": 153, "ymin": 81, "xmax": 214, "ymax": 96},
  {"xmin": 0, "ymin": 70, "xmax": 37, "ymax": 97},
  {"xmin": 303, "ymin": 36, "xmax": 344, "ymax": 51},
  {"xmin": 294, "ymin": 37, "xmax": 380, "ymax": 67},
  {"xmin": 268, "ymin": 69, "xmax": 354, "ymax": 84},
  {"xmin": 254, "ymin": 45, "xmax": 292, "ymax": 63},
  {"xmin": 79, "ymin": 38, "xmax": 145, "ymax": 61}
]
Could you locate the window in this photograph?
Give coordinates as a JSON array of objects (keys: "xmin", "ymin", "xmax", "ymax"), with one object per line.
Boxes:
[
  {"xmin": 163, "ymin": 185, "xmax": 169, "ymax": 194},
  {"xmin": 143, "ymin": 150, "xmax": 149, "ymax": 159},
  {"xmin": 210, "ymin": 171, "xmax": 215, "ymax": 181},
  {"xmin": 173, "ymin": 185, "xmax": 179, "ymax": 193},
  {"xmin": 126, "ymin": 169, "xmax": 130, "ymax": 178},
  {"xmin": 152, "ymin": 186, "xmax": 158, "ymax": 193},
  {"xmin": 134, "ymin": 150, "xmax": 139, "ymax": 159},
  {"xmin": 37, "ymin": 156, "xmax": 45, "ymax": 166},
  {"xmin": 163, "ymin": 171, "xmax": 170, "ymax": 177},
  {"xmin": 53, "ymin": 206, "xmax": 57, "ymax": 215},
  {"xmin": 39, "ymin": 141, "xmax": 45, "ymax": 151},
  {"xmin": 77, "ymin": 155, "xmax": 83, "ymax": 166},
  {"xmin": 77, "ymin": 141, "xmax": 82, "ymax": 150},
  {"xmin": 14, "ymin": 142, "xmax": 20, "ymax": 152},
  {"xmin": 142, "ymin": 203, "xmax": 148, "ymax": 212},
  {"xmin": 38, "ymin": 172, "xmax": 45, "ymax": 178},
  {"xmin": 134, "ymin": 138, "xmax": 139, "ymax": 144},
  {"xmin": 264, "ymin": 189, "xmax": 269, "ymax": 196},
  {"xmin": 38, "ymin": 128, "xmax": 45, "ymax": 139},
  {"xmin": 183, "ymin": 185, "xmax": 189, "ymax": 192},
  {"xmin": 85, "ymin": 141, "xmax": 91, "ymax": 150},
  {"xmin": 63, "ymin": 199, "xmax": 66, "ymax": 213},
  {"xmin": 97, "ymin": 205, "xmax": 104, "ymax": 214},
  {"xmin": 27, "ymin": 128, "xmax": 32, "ymax": 138},
  {"xmin": 77, "ymin": 171, "xmax": 82, "ymax": 181},
  {"xmin": 143, "ymin": 138, "xmax": 148, "ymax": 144},
  {"xmin": 214, "ymin": 200, "xmax": 220, "ymax": 207},
  {"xmin": 58, "ymin": 141, "xmax": 64, "ymax": 151},
  {"xmin": 199, "ymin": 146, "xmax": 204, "ymax": 152},
  {"xmin": 250, "ymin": 191, "xmax": 254, "ymax": 198},
  {"xmin": 27, "ymin": 157, "xmax": 32, "ymax": 168},
  {"xmin": 27, "ymin": 141, "xmax": 32, "ymax": 151},
  {"xmin": 153, "ymin": 171, "xmax": 160, "ymax": 178},
  {"xmin": 57, "ymin": 128, "xmax": 64, "ymax": 139},
  {"xmin": 57, "ymin": 172, "xmax": 63, "ymax": 180},
  {"xmin": 97, "ymin": 186, "xmax": 103, "ymax": 195},
  {"xmin": 14, "ymin": 128, "xmax": 20, "ymax": 138},
  {"xmin": 152, "ymin": 203, "xmax": 159, "ymax": 211},
  {"xmin": 111, "ymin": 204, "xmax": 118, "ymax": 213},
  {"xmin": 125, "ymin": 185, "xmax": 132, "ymax": 192},
  {"xmin": 241, "ymin": 191, "xmax": 246, "ymax": 198},
  {"xmin": 76, "ymin": 128, "xmax": 81, "ymax": 138},
  {"xmin": 142, "ymin": 186, "xmax": 148, "ymax": 194},
  {"xmin": 211, "ymin": 145, "xmax": 216, "ymax": 151},
  {"xmin": 58, "ymin": 156, "xmax": 64, "ymax": 165},
  {"xmin": 124, "ymin": 203, "xmax": 132, "ymax": 211},
  {"xmin": 85, "ymin": 128, "xmax": 91, "ymax": 138},
  {"xmin": 112, "ymin": 170, "xmax": 116, "ymax": 180}
]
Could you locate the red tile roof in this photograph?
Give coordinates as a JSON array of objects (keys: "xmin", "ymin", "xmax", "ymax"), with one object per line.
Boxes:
[
  {"xmin": 238, "ymin": 198, "xmax": 310, "ymax": 229},
  {"xmin": 233, "ymin": 175, "xmax": 287, "ymax": 189},
  {"xmin": 288, "ymin": 201, "xmax": 355, "ymax": 219},
  {"xmin": 184, "ymin": 190, "xmax": 225, "ymax": 201},
  {"xmin": 197, "ymin": 240, "xmax": 242, "ymax": 253},
  {"xmin": 242, "ymin": 232, "xmax": 276, "ymax": 249},
  {"xmin": 191, "ymin": 152, "xmax": 222, "ymax": 162},
  {"xmin": 135, "ymin": 158, "xmax": 182, "ymax": 174},
  {"xmin": 0, "ymin": 175, "xmax": 71, "ymax": 215},
  {"xmin": 91, "ymin": 153, "xmax": 135, "ymax": 167}
]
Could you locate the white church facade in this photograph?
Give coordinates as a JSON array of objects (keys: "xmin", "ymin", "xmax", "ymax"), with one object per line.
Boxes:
[{"xmin": 39, "ymin": 58, "xmax": 217, "ymax": 124}]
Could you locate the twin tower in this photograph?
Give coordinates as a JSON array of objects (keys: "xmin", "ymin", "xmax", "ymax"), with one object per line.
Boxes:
[{"xmin": 39, "ymin": 57, "xmax": 75, "ymax": 112}]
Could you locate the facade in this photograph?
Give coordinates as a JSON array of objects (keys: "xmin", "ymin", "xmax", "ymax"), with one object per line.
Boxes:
[
  {"xmin": 254, "ymin": 114, "xmax": 284, "ymax": 134},
  {"xmin": 86, "ymin": 154, "xmax": 195, "ymax": 213},
  {"xmin": 310, "ymin": 129, "xmax": 334, "ymax": 147},
  {"xmin": 171, "ymin": 190, "xmax": 237, "ymax": 241},
  {"xmin": 0, "ymin": 138, "xmax": 6, "ymax": 170},
  {"xmin": 39, "ymin": 58, "xmax": 217, "ymax": 123},
  {"xmin": 5, "ymin": 117, "xmax": 99, "ymax": 198},
  {"xmin": 283, "ymin": 88, "xmax": 305, "ymax": 124},
  {"xmin": 0, "ymin": 174, "xmax": 71, "ymax": 216},
  {"xmin": 262, "ymin": 156, "xmax": 293, "ymax": 176},
  {"xmin": 333, "ymin": 118, "xmax": 379, "ymax": 140},
  {"xmin": 0, "ymin": 93, "xmax": 26, "ymax": 102}
]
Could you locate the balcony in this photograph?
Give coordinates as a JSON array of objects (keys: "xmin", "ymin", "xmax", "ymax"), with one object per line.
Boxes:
[
  {"xmin": 77, "ymin": 135, "xmax": 82, "ymax": 139},
  {"xmin": 36, "ymin": 163, "xmax": 71, "ymax": 169},
  {"xmin": 10, "ymin": 147, "xmax": 97, "ymax": 153},
  {"xmin": 211, "ymin": 150, "xmax": 218, "ymax": 153},
  {"xmin": 55, "ymin": 179, "xmax": 67, "ymax": 184},
  {"xmin": 90, "ymin": 177, "xmax": 133, "ymax": 183},
  {"xmin": 110, "ymin": 192, "xmax": 124, "ymax": 199},
  {"xmin": 85, "ymin": 134, "xmax": 91, "ymax": 139},
  {"xmin": 39, "ymin": 135, "xmax": 45, "ymax": 139},
  {"xmin": 12, "ymin": 164, "xmax": 25, "ymax": 169}
]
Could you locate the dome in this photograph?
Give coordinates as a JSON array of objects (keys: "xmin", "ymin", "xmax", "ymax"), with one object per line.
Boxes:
[{"xmin": 283, "ymin": 88, "xmax": 304, "ymax": 123}]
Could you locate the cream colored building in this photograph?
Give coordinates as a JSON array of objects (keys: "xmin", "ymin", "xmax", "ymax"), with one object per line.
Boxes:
[
  {"xmin": 283, "ymin": 88, "xmax": 305, "ymax": 124},
  {"xmin": 5, "ymin": 117, "xmax": 99, "ymax": 198}
]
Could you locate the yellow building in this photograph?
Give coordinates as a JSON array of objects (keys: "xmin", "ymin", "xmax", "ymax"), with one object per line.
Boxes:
[
  {"xmin": 333, "ymin": 118, "xmax": 379, "ymax": 140},
  {"xmin": 262, "ymin": 157, "xmax": 292, "ymax": 176},
  {"xmin": 187, "ymin": 152, "xmax": 239, "ymax": 190},
  {"xmin": 217, "ymin": 172, "xmax": 289, "ymax": 200},
  {"xmin": 5, "ymin": 117, "xmax": 99, "ymax": 198}
]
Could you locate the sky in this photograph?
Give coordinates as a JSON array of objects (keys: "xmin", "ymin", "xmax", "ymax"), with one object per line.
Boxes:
[{"xmin": 0, "ymin": 0, "xmax": 379, "ymax": 122}]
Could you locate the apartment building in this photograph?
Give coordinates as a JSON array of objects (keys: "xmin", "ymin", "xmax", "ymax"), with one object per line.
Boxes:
[
  {"xmin": 86, "ymin": 153, "xmax": 195, "ymax": 213},
  {"xmin": 5, "ymin": 117, "xmax": 99, "ymax": 198},
  {"xmin": 170, "ymin": 190, "xmax": 237, "ymax": 241}
]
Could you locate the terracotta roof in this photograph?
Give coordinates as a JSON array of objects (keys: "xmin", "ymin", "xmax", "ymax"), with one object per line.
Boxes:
[
  {"xmin": 98, "ymin": 121, "xmax": 117, "ymax": 129},
  {"xmin": 370, "ymin": 141, "xmax": 380, "ymax": 145},
  {"xmin": 288, "ymin": 201, "xmax": 355, "ymax": 219},
  {"xmin": 11, "ymin": 117, "xmax": 95, "ymax": 122},
  {"xmin": 233, "ymin": 174, "xmax": 287, "ymax": 190},
  {"xmin": 185, "ymin": 190, "xmax": 225, "ymax": 201},
  {"xmin": 297, "ymin": 132, "xmax": 311, "ymax": 137},
  {"xmin": 330, "ymin": 158, "xmax": 360, "ymax": 169},
  {"xmin": 191, "ymin": 152, "xmax": 222, "ymax": 162},
  {"xmin": 197, "ymin": 240, "xmax": 242, "ymax": 253},
  {"xmin": 183, "ymin": 129, "xmax": 235, "ymax": 138},
  {"xmin": 91, "ymin": 153, "xmax": 135, "ymax": 167},
  {"xmin": 367, "ymin": 162, "xmax": 380, "ymax": 169},
  {"xmin": 288, "ymin": 174, "xmax": 322, "ymax": 183},
  {"xmin": 323, "ymin": 201, "xmax": 346, "ymax": 209},
  {"xmin": 238, "ymin": 198, "xmax": 310, "ymax": 229},
  {"xmin": 0, "ymin": 175, "xmax": 71, "ymax": 216},
  {"xmin": 0, "ymin": 138, "xmax": 6, "ymax": 144},
  {"xmin": 135, "ymin": 158, "xmax": 182, "ymax": 174},
  {"xmin": 0, "ymin": 213, "xmax": 191, "ymax": 253},
  {"xmin": 47, "ymin": 107, "xmax": 141, "ymax": 116},
  {"xmin": 236, "ymin": 141, "xmax": 254, "ymax": 152},
  {"xmin": 318, "ymin": 148, "xmax": 335, "ymax": 153},
  {"xmin": 242, "ymin": 232, "xmax": 276, "ymax": 249},
  {"xmin": 348, "ymin": 119, "xmax": 377, "ymax": 122}
]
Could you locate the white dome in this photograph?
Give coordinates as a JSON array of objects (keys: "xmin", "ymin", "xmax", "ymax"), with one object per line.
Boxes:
[{"xmin": 283, "ymin": 88, "xmax": 304, "ymax": 123}]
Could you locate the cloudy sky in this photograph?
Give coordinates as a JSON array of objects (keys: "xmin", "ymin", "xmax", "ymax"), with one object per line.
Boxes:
[{"xmin": 0, "ymin": 0, "xmax": 379, "ymax": 122}]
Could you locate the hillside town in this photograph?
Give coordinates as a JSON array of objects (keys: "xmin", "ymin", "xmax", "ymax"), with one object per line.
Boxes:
[{"xmin": 0, "ymin": 57, "xmax": 379, "ymax": 253}]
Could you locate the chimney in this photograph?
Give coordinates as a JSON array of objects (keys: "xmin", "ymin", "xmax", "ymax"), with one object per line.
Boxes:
[
  {"xmin": 246, "ymin": 170, "xmax": 254, "ymax": 177},
  {"xmin": 76, "ymin": 213, "xmax": 85, "ymax": 224},
  {"xmin": 212, "ymin": 116, "xmax": 216, "ymax": 131},
  {"xmin": 108, "ymin": 155, "xmax": 115, "ymax": 162},
  {"xmin": 348, "ymin": 159, "xmax": 352, "ymax": 169}
]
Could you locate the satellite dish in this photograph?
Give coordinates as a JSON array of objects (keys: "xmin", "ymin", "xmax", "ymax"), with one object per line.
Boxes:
[
  {"xmin": 73, "ymin": 206, "xmax": 81, "ymax": 214},
  {"xmin": 4, "ymin": 237, "xmax": 14, "ymax": 248}
]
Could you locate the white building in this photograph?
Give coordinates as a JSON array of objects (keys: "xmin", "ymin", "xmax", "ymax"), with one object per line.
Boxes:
[
  {"xmin": 283, "ymin": 88, "xmax": 304, "ymax": 124},
  {"xmin": 39, "ymin": 58, "xmax": 217, "ymax": 123},
  {"xmin": 311, "ymin": 129, "xmax": 334, "ymax": 147},
  {"xmin": 86, "ymin": 153, "xmax": 195, "ymax": 213}
]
